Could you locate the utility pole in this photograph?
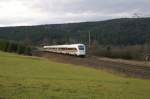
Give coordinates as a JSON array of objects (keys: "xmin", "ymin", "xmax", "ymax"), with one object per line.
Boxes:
[{"xmin": 88, "ymin": 32, "xmax": 91, "ymax": 48}]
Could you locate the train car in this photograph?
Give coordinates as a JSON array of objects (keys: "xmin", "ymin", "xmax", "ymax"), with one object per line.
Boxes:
[{"xmin": 43, "ymin": 44, "xmax": 86, "ymax": 56}]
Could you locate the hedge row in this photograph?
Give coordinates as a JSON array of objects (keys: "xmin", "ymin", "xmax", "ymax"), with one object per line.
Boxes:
[{"xmin": 0, "ymin": 39, "xmax": 32, "ymax": 55}]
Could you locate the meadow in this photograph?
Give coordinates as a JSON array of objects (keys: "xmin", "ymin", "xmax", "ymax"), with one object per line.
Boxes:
[{"xmin": 0, "ymin": 51, "xmax": 150, "ymax": 99}]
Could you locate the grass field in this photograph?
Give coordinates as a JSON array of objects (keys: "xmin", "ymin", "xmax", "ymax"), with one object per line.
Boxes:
[{"xmin": 0, "ymin": 51, "xmax": 150, "ymax": 99}]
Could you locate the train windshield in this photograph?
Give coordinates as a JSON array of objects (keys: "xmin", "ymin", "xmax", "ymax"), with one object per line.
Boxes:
[{"xmin": 78, "ymin": 45, "xmax": 84, "ymax": 50}]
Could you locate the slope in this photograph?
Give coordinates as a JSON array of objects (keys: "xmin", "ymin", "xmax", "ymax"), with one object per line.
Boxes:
[
  {"xmin": 0, "ymin": 17, "xmax": 150, "ymax": 45},
  {"xmin": 0, "ymin": 51, "xmax": 150, "ymax": 99}
]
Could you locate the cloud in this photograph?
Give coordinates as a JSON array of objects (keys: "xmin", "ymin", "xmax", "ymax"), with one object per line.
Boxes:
[{"xmin": 0, "ymin": 0, "xmax": 150, "ymax": 26}]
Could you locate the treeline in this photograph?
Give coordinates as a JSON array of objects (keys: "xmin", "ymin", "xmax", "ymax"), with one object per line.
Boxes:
[
  {"xmin": 90, "ymin": 45, "xmax": 150, "ymax": 60},
  {"xmin": 0, "ymin": 39, "xmax": 32, "ymax": 55}
]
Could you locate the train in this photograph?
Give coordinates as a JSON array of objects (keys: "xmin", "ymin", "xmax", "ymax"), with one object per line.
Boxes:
[{"xmin": 43, "ymin": 44, "xmax": 86, "ymax": 57}]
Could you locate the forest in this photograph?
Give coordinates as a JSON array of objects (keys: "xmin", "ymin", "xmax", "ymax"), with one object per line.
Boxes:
[{"xmin": 0, "ymin": 17, "xmax": 150, "ymax": 60}]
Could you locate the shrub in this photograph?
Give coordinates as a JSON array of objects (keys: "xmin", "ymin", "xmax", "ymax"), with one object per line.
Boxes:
[{"xmin": 91, "ymin": 45, "xmax": 144, "ymax": 60}]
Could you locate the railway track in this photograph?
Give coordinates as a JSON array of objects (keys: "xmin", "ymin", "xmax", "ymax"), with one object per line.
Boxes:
[
  {"xmin": 95, "ymin": 58, "xmax": 150, "ymax": 79},
  {"xmin": 33, "ymin": 51, "xmax": 150, "ymax": 79}
]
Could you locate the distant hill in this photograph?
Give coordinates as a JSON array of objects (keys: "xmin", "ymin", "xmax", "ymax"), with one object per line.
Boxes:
[{"xmin": 0, "ymin": 17, "xmax": 150, "ymax": 46}]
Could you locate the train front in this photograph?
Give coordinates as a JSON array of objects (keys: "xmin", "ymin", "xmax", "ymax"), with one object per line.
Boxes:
[{"xmin": 76, "ymin": 44, "xmax": 86, "ymax": 57}]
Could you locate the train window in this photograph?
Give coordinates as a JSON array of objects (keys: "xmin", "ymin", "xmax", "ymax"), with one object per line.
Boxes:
[{"xmin": 78, "ymin": 45, "xmax": 84, "ymax": 50}]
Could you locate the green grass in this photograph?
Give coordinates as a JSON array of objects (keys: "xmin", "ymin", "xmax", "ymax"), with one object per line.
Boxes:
[{"xmin": 0, "ymin": 51, "xmax": 150, "ymax": 99}]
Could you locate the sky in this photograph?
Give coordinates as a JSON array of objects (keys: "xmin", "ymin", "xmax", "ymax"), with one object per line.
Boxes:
[{"xmin": 0, "ymin": 0, "xmax": 150, "ymax": 27}]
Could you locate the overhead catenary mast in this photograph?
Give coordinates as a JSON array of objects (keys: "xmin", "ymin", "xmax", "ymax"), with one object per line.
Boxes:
[{"xmin": 88, "ymin": 32, "xmax": 91, "ymax": 48}]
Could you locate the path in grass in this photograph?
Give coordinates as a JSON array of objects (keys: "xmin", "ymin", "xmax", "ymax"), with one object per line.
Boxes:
[{"xmin": 0, "ymin": 51, "xmax": 150, "ymax": 99}]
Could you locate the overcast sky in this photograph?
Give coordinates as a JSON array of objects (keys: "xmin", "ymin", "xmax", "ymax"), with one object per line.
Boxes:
[{"xmin": 0, "ymin": 0, "xmax": 150, "ymax": 27}]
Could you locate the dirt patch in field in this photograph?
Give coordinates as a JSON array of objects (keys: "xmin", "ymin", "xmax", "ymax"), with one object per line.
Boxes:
[{"xmin": 33, "ymin": 51, "xmax": 150, "ymax": 79}]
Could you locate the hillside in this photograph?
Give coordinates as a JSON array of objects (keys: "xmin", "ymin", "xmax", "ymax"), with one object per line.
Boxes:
[
  {"xmin": 0, "ymin": 51, "xmax": 150, "ymax": 99},
  {"xmin": 0, "ymin": 17, "xmax": 150, "ymax": 46},
  {"xmin": 33, "ymin": 51, "xmax": 150, "ymax": 79}
]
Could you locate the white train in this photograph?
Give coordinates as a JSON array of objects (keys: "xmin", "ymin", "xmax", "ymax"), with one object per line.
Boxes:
[{"xmin": 43, "ymin": 44, "xmax": 86, "ymax": 56}]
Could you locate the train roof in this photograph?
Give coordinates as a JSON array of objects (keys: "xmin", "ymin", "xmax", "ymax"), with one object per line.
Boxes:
[{"xmin": 44, "ymin": 44, "xmax": 85, "ymax": 48}]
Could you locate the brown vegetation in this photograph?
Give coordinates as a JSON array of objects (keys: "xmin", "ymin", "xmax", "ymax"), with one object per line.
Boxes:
[{"xmin": 90, "ymin": 45, "xmax": 150, "ymax": 61}]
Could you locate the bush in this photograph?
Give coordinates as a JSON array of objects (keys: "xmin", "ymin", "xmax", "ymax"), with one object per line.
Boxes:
[
  {"xmin": 0, "ymin": 40, "xmax": 9, "ymax": 51},
  {"xmin": 91, "ymin": 45, "xmax": 144, "ymax": 60}
]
